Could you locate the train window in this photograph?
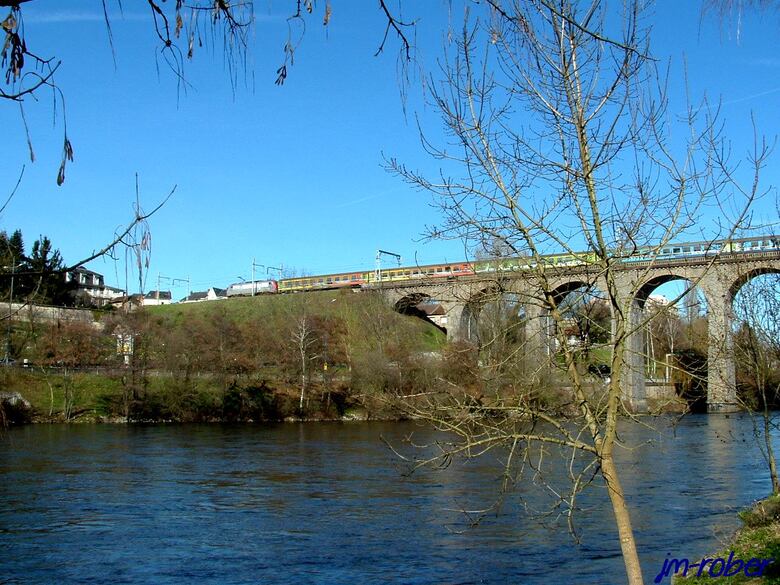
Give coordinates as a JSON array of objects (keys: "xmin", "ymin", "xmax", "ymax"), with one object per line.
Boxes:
[
  {"xmin": 672, "ymin": 247, "xmax": 681, "ymax": 254},
  {"xmin": 319, "ymin": 278, "xmax": 324, "ymax": 284},
  {"xmin": 404, "ymin": 270, "xmax": 410, "ymax": 276},
  {"xmin": 682, "ymin": 247, "xmax": 690, "ymax": 253},
  {"xmin": 352, "ymin": 274, "xmax": 358, "ymax": 281},
  {"xmin": 445, "ymin": 266, "xmax": 451, "ymax": 272},
  {"xmin": 662, "ymin": 248, "xmax": 670, "ymax": 255}
]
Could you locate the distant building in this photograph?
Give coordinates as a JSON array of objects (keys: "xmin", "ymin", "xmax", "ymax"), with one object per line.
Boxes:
[
  {"xmin": 65, "ymin": 267, "xmax": 125, "ymax": 308},
  {"xmin": 181, "ymin": 291, "xmax": 208, "ymax": 303},
  {"xmin": 416, "ymin": 301, "xmax": 448, "ymax": 328},
  {"xmin": 107, "ymin": 294, "xmax": 144, "ymax": 312},
  {"xmin": 180, "ymin": 287, "xmax": 228, "ymax": 303},
  {"xmin": 143, "ymin": 290, "xmax": 172, "ymax": 306},
  {"xmin": 648, "ymin": 294, "xmax": 671, "ymax": 306}
]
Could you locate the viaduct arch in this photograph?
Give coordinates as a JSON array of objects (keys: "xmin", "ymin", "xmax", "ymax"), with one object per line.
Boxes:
[{"xmin": 380, "ymin": 251, "xmax": 780, "ymax": 413}]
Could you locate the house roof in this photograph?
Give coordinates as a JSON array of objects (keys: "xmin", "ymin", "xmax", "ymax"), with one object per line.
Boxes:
[
  {"xmin": 108, "ymin": 294, "xmax": 144, "ymax": 305},
  {"xmin": 183, "ymin": 291, "xmax": 208, "ymax": 302},
  {"xmin": 211, "ymin": 287, "xmax": 227, "ymax": 297},
  {"xmin": 416, "ymin": 302, "xmax": 446, "ymax": 316},
  {"xmin": 144, "ymin": 290, "xmax": 172, "ymax": 300},
  {"xmin": 69, "ymin": 266, "xmax": 103, "ymax": 278}
]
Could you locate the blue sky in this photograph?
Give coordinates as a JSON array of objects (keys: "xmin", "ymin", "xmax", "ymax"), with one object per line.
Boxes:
[{"xmin": 0, "ymin": 1, "xmax": 778, "ymax": 295}]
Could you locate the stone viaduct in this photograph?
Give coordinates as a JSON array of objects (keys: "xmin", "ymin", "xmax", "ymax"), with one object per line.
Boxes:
[{"xmin": 378, "ymin": 249, "xmax": 780, "ymax": 414}]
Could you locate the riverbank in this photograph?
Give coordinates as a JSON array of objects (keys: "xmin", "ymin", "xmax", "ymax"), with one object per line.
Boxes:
[
  {"xmin": 674, "ymin": 495, "xmax": 780, "ymax": 584},
  {"xmin": 0, "ymin": 290, "xmax": 449, "ymax": 424},
  {"xmin": 0, "ymin": 368, "xmax": 402, "ymax": 424}
]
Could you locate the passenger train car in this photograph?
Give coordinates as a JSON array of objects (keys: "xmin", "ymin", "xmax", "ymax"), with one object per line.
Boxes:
[
  {"xmin": 621, "ymin": 236, "xmax": 780, "ymax": 262},
  {"xmin": 473, "ymin": 236, "xmax": 780, "ymax": 273},
  {"xmin": 225, "ymin": 236, "xmax": 778, "ymax": 297},
  {"xmin": 473, "ymin": 251, "xmax": 599, "ymax": 273},
  {"xmin": 277, "ymin": 262, "xmax": 474, "ymax": 293}
]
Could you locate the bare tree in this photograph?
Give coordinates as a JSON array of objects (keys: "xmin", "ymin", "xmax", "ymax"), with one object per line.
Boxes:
[
  {"xmin": 1, "ymin": 1, "xmax": 417, "ymax": 183},
  {"xmin": 702, "ymin": 0, "xmax": 780, "ymax": 42},
  {"xmin": 734, "ymin": 274, "xmax": 780, "ymax": 494},
  {"xmin": 387, "ymin": 2, "xmax": 764, "ymax": 583},
  {"xmin": 290, "ymin": 312, "xmax": 320, "ymax": 413}
]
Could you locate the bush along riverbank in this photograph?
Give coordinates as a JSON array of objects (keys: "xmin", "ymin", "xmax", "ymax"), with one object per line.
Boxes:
[
  {"xmin": 0, "ymin": 368, "xmax": 396, "ymax": 424},
  {"xmin": 0, "ymin": 290, "xmax": 454, "ymax": 424},
  {"xmin": 0, "ymin": 287, "xmax": 704, "ymax": 425},
  {"xmin": 669, "ymin": 495, "xmax": 780, "ymax": 584}
]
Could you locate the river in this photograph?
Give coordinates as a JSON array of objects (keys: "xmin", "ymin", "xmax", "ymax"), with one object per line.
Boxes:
[{"xmin": 0, "ymin": 415, "xmax": 772, "ymax": 584}]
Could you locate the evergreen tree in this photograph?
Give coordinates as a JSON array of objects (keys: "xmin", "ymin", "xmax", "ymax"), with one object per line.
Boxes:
[
  {"xmin": 0, "ymin": 229, "xmax": 26, "ymax": 301},
  {"xmin": 8, "ymin": 230, "xmax": 24, "ymax": 264},
  {"xmin": 0, "ymin": 230, "xmax": 74, "ymax": 305},
  {"xmin": 28, "ymin": 236, "xmax": 73, "ymax": 305}
]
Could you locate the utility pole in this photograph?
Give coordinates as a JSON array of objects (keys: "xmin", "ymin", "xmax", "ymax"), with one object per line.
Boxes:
[
  {"xmin": 172, "ymin": 277, "xmax": 190, "ymax": 298},
  {"xmin": 3, "ymin": 259, "xmax": 20, "ymax": 364},
  {"xmin": 251, "ymin": 259, "xmax": 266, "ymax": 296},
  {"xmin": 375, "ymin": 249, "xmax": 401, "ymax": 283},
  {"xmin": 157, "ymin": 274, "xmax": 187, "ymax": 303}
]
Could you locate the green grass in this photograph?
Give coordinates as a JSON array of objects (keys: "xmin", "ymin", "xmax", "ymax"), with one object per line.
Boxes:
[
  {"xmin": 0, "ymin": 369, "xmax": 124, "ymax": 419},
  {"xmin": 2, "ymin": 290, "xmax": 446, "ymax": 422},
  {"xmin": 675, "ymin": 495, "xmax": 780, "ymax": 584},
  {"xmin": 148, "ymin": 288, "xmax": 446, "ymax": 353}
]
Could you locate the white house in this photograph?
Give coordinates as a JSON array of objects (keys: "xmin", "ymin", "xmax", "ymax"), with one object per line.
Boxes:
[{"xmin": 143, "ymin": 290, "xmax": 173, "ymax": 306}]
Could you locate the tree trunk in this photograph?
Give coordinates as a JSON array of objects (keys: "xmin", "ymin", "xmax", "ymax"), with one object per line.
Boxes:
[
  {"xmin": 764, "ymin": 410, "xmax": 780, "ymax": 494},
  {"xmin": 601, "ymin": 453, "xmax": 644, "ymax": 585},
  {"xmin": 299, "ymin": 372, "xmax": 306, "ymax": 412}
]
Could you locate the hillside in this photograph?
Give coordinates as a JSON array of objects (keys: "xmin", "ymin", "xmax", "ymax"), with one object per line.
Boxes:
[{"xmin": 1, "ymin": 289, "xmax": 447, "ymax": 423}]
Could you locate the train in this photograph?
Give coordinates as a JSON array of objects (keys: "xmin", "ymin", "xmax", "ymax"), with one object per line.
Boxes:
[
  {"xmin": 226, "ymin": 280, "xmax": 278, "ymax": 297},
  {"xmin": 223, "ymin": 236, "xmax": 779, "ymax": 297},
  {"xmin": 277, "ymin": 261, "xmax": 474, "ymax": 293}
]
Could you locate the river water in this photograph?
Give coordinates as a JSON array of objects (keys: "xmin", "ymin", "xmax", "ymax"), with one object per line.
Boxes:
[{"xmin": 0, "ymin": 415, "xmax": 772, "ymax": 584}]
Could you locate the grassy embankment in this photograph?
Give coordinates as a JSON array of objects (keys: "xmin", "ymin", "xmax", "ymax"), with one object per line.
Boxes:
[
  {"xmin": 2, "ymin": 289, "xmax": 446, "ymax": 422},
  {"xmin": 675, "ymin": 495, "xmax": 780, "ymax": 584}
]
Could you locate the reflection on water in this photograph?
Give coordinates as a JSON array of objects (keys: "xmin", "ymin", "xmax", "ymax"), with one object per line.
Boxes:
[{"xmin": 0, "ymin": 415, "xmax": 772, "ymax": 584}]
